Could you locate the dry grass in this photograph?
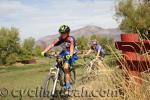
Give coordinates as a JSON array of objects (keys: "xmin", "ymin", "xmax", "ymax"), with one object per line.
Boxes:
[
  {"xmin": 72, "ymin": 61, "xmax": 150, "ymax": 100},
  {"xmin": 71, "ymin": 42, "xmax": 150, "ymax": 100}
]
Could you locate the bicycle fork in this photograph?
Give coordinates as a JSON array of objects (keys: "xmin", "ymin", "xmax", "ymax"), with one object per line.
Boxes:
[{"xmin": 51, "ymin": 68, "xmax": 60, "ymax": 95}]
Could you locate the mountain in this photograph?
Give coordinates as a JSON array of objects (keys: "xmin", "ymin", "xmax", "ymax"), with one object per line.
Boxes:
[{"xmin": 36, "ymin": 25, "xmax": 121, "ymax": 49}]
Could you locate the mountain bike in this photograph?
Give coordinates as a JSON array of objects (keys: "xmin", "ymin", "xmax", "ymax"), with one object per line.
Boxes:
[
  {"xmin": 42, "ymin": 53, "xmax": 76, "ymax": 98},
  {"xmin": 83, "ymin": 55, "xmax": 99, "ymax": 74}
]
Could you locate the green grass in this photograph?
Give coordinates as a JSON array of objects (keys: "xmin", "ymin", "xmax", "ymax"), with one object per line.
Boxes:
[
  {"xmin": 0, "ymin": 57, "xmax": 84, "ymax": 100},
  {"xmin": 0, "ymin": 55, "xmax": 150, "ymax": 100}
]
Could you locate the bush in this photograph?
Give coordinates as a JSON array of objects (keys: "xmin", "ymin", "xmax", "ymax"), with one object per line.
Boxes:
[
  {"xmin": 22, "ymin": 37, "xmax": 35, "ymax": 56},
  {"xmin": 33, "ymin": 45, "xmax": 42, "ymax": 56},
  {"xmin": 5, "ymin": 53, "xmax": 18, "ymax": 65},
  {"xmin": 0, "ymin": 27, "xmax": 21, "ymax": 65},
  {"xmin": 76, "ymin": 36, "xmax": 89, "ymax": 50},
  {"xmin": 0, "ymin": 27, "xmax": 40, "ymax": 65},
  {"xmin": 116, "ymin": 0, "xmax": 150, "ymax": 39}
]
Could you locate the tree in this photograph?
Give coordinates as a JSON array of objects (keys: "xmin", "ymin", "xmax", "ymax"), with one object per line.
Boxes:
[
  {"xmin": 21, "ymin": 37, "xmax": 35, "ymax": 60},
  {"xmin": 116, "ymin": 0, "xmax": 150, "ymax": 39},
  {"xmin": 76, "ymin": 36, "xmax": 89, "ymax": 50},
  {"xmin": 0, "ymin": 27, "xmax": 21, "ymax": 65},
  {"xmin": 33, "ymin": 45, "xmax": 42, "ymax": 56}
]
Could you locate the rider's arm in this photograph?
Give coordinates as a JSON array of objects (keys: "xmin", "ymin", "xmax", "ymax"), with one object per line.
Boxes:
[
  {"xmin": 96, "ymin": 50, "xmax": 100, "ymax": 59},
  {"xmin": 69, "ymin": 37, "xmax": 74, "ymax": 56},
  {"xmin": 85, "ymin": 49, "xmax": 92, "ymax": 56},
  {"xmin": 42, "ymin": 38, "xmax": 59, "ymax": 53}
]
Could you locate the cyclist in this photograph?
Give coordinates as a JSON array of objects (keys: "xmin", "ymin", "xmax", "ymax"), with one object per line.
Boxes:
[
  {"xmin": 41, "ymin": 25, "xmax": 78, "ymax": 89},
  {"xmin": 85, "ymin": 39, "xmax": 105, "ymax": 60}
]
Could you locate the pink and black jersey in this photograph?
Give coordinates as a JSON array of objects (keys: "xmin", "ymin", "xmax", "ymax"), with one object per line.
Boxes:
[{"xmin": 52, "ymin": 36, "xmax": 77, "ymax": 53}]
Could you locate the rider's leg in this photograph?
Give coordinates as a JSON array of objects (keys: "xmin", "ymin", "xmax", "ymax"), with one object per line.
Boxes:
[
  {"xmin": 64, "ymin": 63, "xmax": 72, "ymax": 89},
  {"xmin": 64, "ymin": 63, "xmax": 71, "ymax": 82},
  {"xmin": 97, "ymin": 54, "xmax": 106, "ymax": 69}
]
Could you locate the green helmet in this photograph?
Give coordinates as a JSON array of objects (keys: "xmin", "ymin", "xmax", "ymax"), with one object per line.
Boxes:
[{"xmin": 59, "ymin": 25, "xmax": 70, "ymax": 34}]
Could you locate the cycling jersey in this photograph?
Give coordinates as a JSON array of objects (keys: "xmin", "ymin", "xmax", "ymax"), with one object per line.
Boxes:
[
  {"xmin": 52, "ymin": 36, "xmax": 78, "ymax": 53},
  {"xmin": 51, "ymin": 35, "xmax": 78, "ymax": 65},
  {"xmin": 91, "ymin": 44, "xmax": 105, "ymax": 58}
]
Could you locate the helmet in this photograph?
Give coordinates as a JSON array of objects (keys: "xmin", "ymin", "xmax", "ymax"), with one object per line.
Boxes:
[
  {"xmin": 91, "ymin": 40, "xmax": 97, "ymax": 45},
  {"xmin": 59, "ymin": 25, "xmax": 70, "ymax": 34}
]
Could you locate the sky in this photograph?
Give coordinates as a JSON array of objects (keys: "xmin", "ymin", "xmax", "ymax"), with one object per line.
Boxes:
[{"xmin": 0, "ymin": 0, "xmax": 118, "ymax": 40}]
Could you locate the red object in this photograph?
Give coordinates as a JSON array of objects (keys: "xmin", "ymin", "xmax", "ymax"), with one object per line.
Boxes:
[
  {"xmin": 115, "ymin": 33, "xmax": 150, "ymax": 92},
  {"xmin": 115, "ymin": 42, "xmax": 141, "ymax": 53},
  {"xmin": 115, "ymin": 33, "xmax": 150, "ymax": 72},
  {"xmin": 121, "ymin": 33, "xmax": 139, "ymax": 42},
  {"xmin": 121, "ymin": 33, "xmax": 139, "ymax": 61}
]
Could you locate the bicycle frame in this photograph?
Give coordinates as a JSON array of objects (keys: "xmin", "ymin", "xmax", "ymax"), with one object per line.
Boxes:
[
  {"xmin": 83, "ymin": 56, "xmax": 100, "ymax": 74},
  {"xmin": 49, "ymin": 56, "xmax": 65, "ymax": 96},
  {"xmin": 51, "ymin": 67, "xmax": 60, "ymax": 95},
  {"xmin": 43, "ymin": 53, "xmax": 76, "ymax": 97}
]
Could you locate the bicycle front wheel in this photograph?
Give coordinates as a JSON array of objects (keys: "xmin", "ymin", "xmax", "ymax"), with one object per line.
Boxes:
[{"xmin": 42, "ymin": 73, "xmax": 57, "ymax": 98}]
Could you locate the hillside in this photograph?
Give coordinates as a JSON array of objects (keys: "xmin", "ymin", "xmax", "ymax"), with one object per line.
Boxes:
[{"xmin": 36, "ymin": 25, "xmax": 121, "ymax": 48}]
